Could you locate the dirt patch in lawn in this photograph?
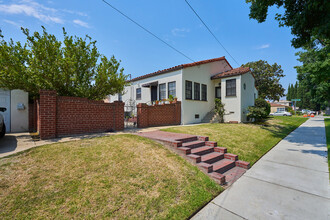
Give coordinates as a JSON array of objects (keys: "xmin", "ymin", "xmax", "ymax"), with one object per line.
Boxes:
[{"xmin": 0, "ymin": 134, "xmax": 222, "ymax": 219}]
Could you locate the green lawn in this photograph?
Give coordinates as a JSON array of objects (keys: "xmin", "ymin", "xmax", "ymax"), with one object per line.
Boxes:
[
  {"xmin": 324, "ymin": 118, "xmax": 330, "ymax": 170},
  {"xmin": 0, "ymin": 134, "xmax": 222, "ymax": 219},
  {"xmin": 162, "ymin": 116, "xmax": 308, "ymax": 165}
]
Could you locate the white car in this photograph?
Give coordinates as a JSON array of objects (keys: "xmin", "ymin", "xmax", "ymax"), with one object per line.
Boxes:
[
  {"xmin": 270, "ymin": 111, "xmax": 292, "ymax": 116},
  {"xmin": 0, "ymin": 107, "xmax": 6, "ymax": 138}
]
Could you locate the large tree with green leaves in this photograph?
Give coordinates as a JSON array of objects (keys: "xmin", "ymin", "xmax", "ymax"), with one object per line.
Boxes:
[
  {"xmin": 245, "ymin": 0, "xmax": 330, "ymax": 48},
  {"xmin": 295, "ymin": 41, "xmax": 330, "ymax": 110},
  {"xmin": 0, "ymin": 27, "xmax": 128, "ymax": 100},
  {"xmin": 242, "ymin": 60, "xmax": 285, "ymax": 101}
]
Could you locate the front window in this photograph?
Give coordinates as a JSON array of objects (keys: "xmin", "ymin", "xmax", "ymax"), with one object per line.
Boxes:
[
  {"xmin": 201, "ymin": 84, "xmax": 207, "ymax": 101},
  {"xmin": 136, "ymin": 88, "xmax": 141, "ymax": 100},
  {"xmin": 185, "ymin": 81, "xmax": 192, "ymax": 100},
  {"xmin": 159, "ymin": 83, "xmax": 166, "ymax": 100},
  {"xmin": 168, "ymin": 81, "xmax": 176, "ymax": 98},
  {"xmin": 194, "ymin": 82, "xmax": 200, "ymax": 100},
  {"xmin": 277, "ymin": 107, "xmax": 285, "ymax": 112},
  {"xmin": 226, "ymin": 79, "xmax": 236, "ymax": 96}
]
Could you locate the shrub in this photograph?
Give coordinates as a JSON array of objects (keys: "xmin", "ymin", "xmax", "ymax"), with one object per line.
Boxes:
[
  {"xmin": 215, "ymin": 98, "xmax": 225, "ymax": 123},
  {"xmin": 247, "ymin": 106, "xmax": 267, "ymax": 122},
  {"xmin": 255, "ymin": 98, "xmax": 271, "ymax": 116}
]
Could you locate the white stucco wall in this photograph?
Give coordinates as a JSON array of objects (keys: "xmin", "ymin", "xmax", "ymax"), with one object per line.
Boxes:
[
  {"xmin": 220, "ymin": 75, "xmax": 242, "ymax": 122},
  {"xmin": 181, "ymin": 60, "xmax": 232, "ymax": 124},
  {"xmin": 109, "ymin": 69, "xmax": 183, "ymax": 114},
  {"xmin": 240, "ymin": 72, "xmax": 256, "ymax": 122},
  {"xmin": 10, "ymin": 89, "xmax": 29, "ymax": 132}
]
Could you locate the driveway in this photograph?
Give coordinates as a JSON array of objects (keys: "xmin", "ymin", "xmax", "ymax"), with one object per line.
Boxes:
[{"xmin": 193, "ymin": 117, "xmax": 330, "ymax": 220}]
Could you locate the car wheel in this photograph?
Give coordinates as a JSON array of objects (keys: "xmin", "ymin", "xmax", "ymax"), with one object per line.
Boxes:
[
  {"xmin": 283, "ymin": 114, "xmax": 287, "ymax": 116},
  {"xmin": 0, "ymin": 124, "xmax": 5, "ymax": 138}
]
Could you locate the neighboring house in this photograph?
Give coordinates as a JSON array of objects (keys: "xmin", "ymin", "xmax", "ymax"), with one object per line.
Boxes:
[
  {"xmin": 270, "ymin": 103, "xmax": 291, "ymax": 113},
  {"xmin": 0, "ymin": 89, "xmax": 29, "ymax": 132},
  {"xmin": 110, "ymin": 57, "xmax": 258, "ymax": 124},
  {"xmin": 273, "ymin": 100, "xmax": 292, "ymax": 107}
]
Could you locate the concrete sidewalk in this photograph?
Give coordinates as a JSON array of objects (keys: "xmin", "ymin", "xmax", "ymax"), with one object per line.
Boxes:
[{"xmin": 193, "ymin": 117, "xmax": 330, "ymax": 220}]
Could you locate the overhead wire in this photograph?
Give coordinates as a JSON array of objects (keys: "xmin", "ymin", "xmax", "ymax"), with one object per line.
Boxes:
[
  {"xmin": 101, "ymin": 0, "xmax": 196, "ymax": 62},
  {"xmin": 184, "ymin": 0, "xmax": 240, "ymax": 66}
]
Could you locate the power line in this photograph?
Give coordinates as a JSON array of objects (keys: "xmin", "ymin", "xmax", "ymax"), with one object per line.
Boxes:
[
  {"xmin": 184, "ymin": 0, "xmax": 240, "ymax": 66},
  {"xmin": 101, "ymin": 0, "xmax": 195, "ymax": 62}
]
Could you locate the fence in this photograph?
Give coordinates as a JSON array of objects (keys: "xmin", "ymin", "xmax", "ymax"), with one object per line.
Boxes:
[
  {"xmin": 31, "ymin": 90, "xmax": 124, "ymax": 139},
  {"xmin": 137, "ymin": 101, "xmax": 181, "ymax": 128}
]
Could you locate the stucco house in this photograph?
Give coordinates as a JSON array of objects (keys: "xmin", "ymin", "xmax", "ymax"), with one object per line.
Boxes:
[
  {"xmin": 270, "ymin": 103, "xmax": 291, "ymax": 113},
  {"xmin": 110, "ymin": 57, "xmax": 258, "ymax": 124}
]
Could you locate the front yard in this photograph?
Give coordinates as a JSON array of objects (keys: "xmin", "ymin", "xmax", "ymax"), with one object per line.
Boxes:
[
  {"xmin": 0, "ymin": 135, "xmax": 221, "ymax": 219},
  {"xmin": 162, "ymin": 116, "xmax": 308, "ymax": 165}
]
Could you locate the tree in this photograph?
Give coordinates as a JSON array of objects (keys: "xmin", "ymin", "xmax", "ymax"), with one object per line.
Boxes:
[
  {"xmin": 0, "ymin": 27, "xmax": 129, "ymax": 100},
  {"xmin": 286, "ymin": 83, "xmax": 292, "ymax": 101},
  {"xmin": 295, "ymin": 41, "xmax": 330, "ymax": 110},
  {"xmin": 245, "ymin": 0, "xmax": 330, "ymax": 48},
  {"xmin": 242, "ymin": 60, "xmax": 285, "ymax": 101}
]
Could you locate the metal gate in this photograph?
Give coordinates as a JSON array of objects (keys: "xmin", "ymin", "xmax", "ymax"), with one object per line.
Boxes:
[
  {"xmin": 0, "ymin": 89, "xmax": 11, "ymax": 132},
  {"xmin": 124, "ymin": 98, "xmax": 137, "ymax": 129}
]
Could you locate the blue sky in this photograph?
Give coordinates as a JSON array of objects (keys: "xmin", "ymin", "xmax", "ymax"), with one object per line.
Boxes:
[{"xmin": 0, "ymin": 0, "xmax": 300, "ymax": 94}]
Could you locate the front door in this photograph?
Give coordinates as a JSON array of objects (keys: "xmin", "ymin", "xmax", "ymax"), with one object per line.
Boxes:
[
  {"xmin": 151, "ymin": 86, "xmax": 157, "ymax": 102},
  {"xmin": 0, "ymin": 89, "xmax": 11, "ymax": 132}
]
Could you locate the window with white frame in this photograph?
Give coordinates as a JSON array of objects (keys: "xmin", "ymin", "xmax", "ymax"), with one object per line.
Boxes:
[
  {"xmin": 168, "ymin": 81, "xmax": 176, "ymax": 98},
  {"xmin": 159, "ymin": 83, "xmax": 166, "ymax": 100},
  {"xmin": 226, "ymin": 79, "xmax": 236, "ymax": 96},
  {"xmin": 136, "ymin": 88, "xmax": 141, "ymax": 100},
  {"xmin": 185, "ymin": 80, "xmax": 192, "ymax": 100},
  {"xmin": 201, "ymin": 84, "xmax": 207, "ymax": 101}
]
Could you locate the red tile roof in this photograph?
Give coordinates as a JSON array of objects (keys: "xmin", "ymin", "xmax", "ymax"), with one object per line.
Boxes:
[
  {"xmin": 270, "ymin": 103, "xmax": 286, "ymax": 107},
  {"xmin": 211, "ymin": 67, "xmax": 250, "ymax": 79},
  {"xmin": 130, "ymin": 56, "xmax": 232, "ymax": 82}
]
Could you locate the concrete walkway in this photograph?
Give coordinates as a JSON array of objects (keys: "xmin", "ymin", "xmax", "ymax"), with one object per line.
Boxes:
[{"xmin": 193, "ymin": 117, "xmax": 330, "ymax": 220}]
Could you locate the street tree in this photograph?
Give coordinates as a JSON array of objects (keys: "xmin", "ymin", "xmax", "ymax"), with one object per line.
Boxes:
[{"xmin": 242, "ymin": 60, "xmax": 285, "ymax": 101}]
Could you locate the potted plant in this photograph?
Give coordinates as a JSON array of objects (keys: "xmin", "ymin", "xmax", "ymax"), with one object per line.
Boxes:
[
  {"xmin": 168, "ymin": 95, "xmax": 174, "ymax": 104},
  {"xmin": 174, "ymin": 96, "xmax": 178, "ymax": 103},
  {"xmin": 155, "ymin": 100, "xmax": 159, "ymax": 105}
]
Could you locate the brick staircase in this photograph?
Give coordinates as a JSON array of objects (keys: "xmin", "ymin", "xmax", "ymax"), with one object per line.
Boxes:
[{"xmin": 138, "ymin": 131, "xmax": 250, "ymax": 186}]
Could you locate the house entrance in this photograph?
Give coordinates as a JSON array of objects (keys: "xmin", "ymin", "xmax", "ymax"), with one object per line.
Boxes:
[{"xmin": 151, "ymin": 86, "xmax": 157, "ymax": 102}]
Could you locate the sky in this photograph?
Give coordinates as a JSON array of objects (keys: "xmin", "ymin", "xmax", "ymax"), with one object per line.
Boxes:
[{"xmin": 0, "ymin": 0, "xmax": 300, "ymax": 95}]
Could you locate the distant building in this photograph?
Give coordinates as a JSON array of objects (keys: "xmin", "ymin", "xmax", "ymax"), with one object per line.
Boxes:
[{"xmin": 273, "ymin": 100, "xmax": 292, "ymax": 107}]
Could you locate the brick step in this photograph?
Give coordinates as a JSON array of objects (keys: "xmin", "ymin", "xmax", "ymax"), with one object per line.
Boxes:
[
  {"xmin": 175, "ymin": 136, "xmax": 198, "ymax": 143},
  {"xmin": 222, "ymin": 167, "xmax": 246, "ymax": 186},
  {"xmin": 224, "ymin": 153, "xmax": 238, "ymax": 161},
  {"xmin": 201, "ymin": 152, "xmax": 224, "ymax": 164},
  {"xmin": 212, "ymin": 159, "xmax": 236, "ymax": 174},
  {"xmin": 182, "ymin": 141, "xmax": 205, "ymax": 149},
  {"xmin": 191, "ymin": 146, "xmax": 214, "ymax": 155}
]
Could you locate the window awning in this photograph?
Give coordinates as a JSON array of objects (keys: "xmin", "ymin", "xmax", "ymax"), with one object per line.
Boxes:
[{"xmin": 142, "ymin": 81, "xmax": 158, "ymax": 87}]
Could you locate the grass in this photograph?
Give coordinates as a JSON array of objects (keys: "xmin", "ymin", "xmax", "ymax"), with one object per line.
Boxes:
[
  {"xmin": 162, "ymin": 116, "xmax": 308, "ymax": 165},
  {"xmin": 0, "ymin": 134, "xmax": 222, "ymax": 219},
  {"xmin": 324, "ymin": 118, "xmax": 330, "ymax": 170}
]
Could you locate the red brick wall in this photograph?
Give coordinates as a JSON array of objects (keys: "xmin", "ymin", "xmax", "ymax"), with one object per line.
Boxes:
[
  {"xmin": 137, "ymin": 102, "xmax": 181, "ymax": 128},
  {"xmin": 37, "ymin": 90, "xmax": 124, "ymax": 139}
]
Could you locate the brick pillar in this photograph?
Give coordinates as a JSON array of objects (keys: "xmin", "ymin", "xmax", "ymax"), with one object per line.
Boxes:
[
  {"xmin": 174, "ymin": 101, "xmax": 181, "ymax": 125},
  {"xmin": 137, "ymin": 103, "xmax": 149, "ymax": 128},
  {"xmin": 39, "ymin": 90, "xmax": 57, "ymax": 139},
  {"xmin": 114, "ymin": 101, "xmax": 124, "ymax": 131}
]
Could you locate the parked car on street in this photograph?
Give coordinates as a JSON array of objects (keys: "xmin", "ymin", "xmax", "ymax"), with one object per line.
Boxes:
[
  {"xmin": 0, "ymin": 107, "xmax": 6, "ymax": 138},
  {"xmin": 270, "ymin": 111, "xmax": 292, "ymax": 116}
]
